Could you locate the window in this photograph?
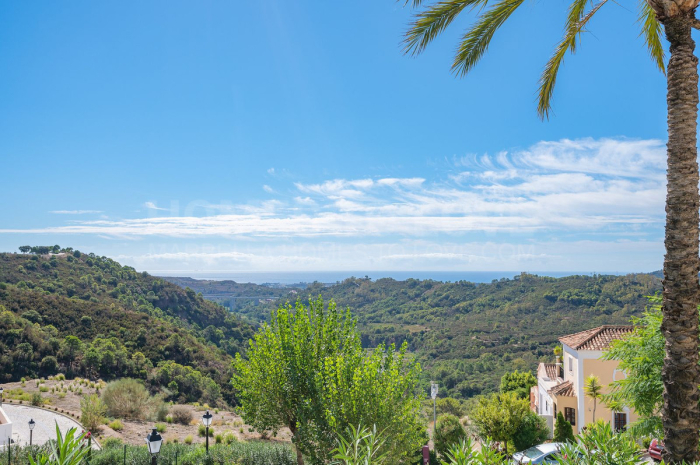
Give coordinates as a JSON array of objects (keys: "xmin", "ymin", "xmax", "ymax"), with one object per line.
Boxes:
[
  {"xmin": 614, "ymin": 412, "xmax": 627, "ymax": 432},
  {"xmin": 568, "ymin": 356, "xmax": 573, "ymax": 372},
  {"xmin": 545, "ymin": 401, "xmax": 549, "ymax": 414},
  {"xmin": 553, "ymin": 403, "xmax": 557, "ymax": 418},
  {"xmin": 564, "ymin": 407, "xmax": 576, "ymax": 426}
]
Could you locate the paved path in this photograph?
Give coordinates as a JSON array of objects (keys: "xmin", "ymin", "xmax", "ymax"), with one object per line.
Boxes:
[{"xmin": 2, "ymin": 404, "xmax": 99, "ymax": 449}]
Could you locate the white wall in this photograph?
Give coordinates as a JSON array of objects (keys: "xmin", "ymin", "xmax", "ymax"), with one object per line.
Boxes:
[{"xmin": 0, "ymin": 406, "xmax": 12, "ymax": 446}]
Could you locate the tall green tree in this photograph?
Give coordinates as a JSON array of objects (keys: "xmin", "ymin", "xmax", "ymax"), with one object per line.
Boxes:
[
  {"xmin": 604, "ymin": 296, "xmax": 665, "ymax": 436},
  {"xmin": 583, "ymin": 375, "xmax": 603, "ymax": 422},
  {"xmin": 499, "ymin": 370, "xmax": 536, "ymax": 400},
  {"xmin": 401, "ymin": 0, "xmax": 700, "ymax": 461},
  {"xmin": 469, "ymin": 391, "xmax": 529, "ymax": 455},
  {"xmin": 232, "ymin": 297, "xmax": 424, "ymax": 465}
]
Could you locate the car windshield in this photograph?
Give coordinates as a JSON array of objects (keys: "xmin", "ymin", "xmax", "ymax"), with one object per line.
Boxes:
[{"xmin": 519, "ymin": 446, "xmax": 545, "ymax": 459}]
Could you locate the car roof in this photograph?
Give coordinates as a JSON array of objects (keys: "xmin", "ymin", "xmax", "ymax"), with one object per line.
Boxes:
[{"xmin": 536, "ymin": 443, "xmax": 565, "ymax": 454}]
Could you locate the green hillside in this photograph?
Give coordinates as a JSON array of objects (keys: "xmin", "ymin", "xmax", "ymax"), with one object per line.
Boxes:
[
  {"xmin": 239, "ymin": 273, "xmax": 661, "ymax": 399},
  {"xmin": 0, "ymin": 248, "xmax": 254, "ymax": 405}
]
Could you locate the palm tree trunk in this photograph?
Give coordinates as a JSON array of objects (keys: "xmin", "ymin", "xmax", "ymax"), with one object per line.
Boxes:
[
  {"xmin": 661, "ymin": 12, "xmax": 700, "ymax": 464},
  {"xmin": 592, "ymin": 398, "xmax": 596, "ymax": 423}
]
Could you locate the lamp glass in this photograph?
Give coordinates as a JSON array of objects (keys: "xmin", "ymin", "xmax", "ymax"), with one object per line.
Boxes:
[
  {"xmin": 28, "ymin": 419, "xmax": 35, "ymax": 431},
  {"xmin": 146, "ymin": 428, "xmax": 163, "ymax": 455},
  {"xmin": 202, "ymin": 410, "xmax": 213, "ymax": 427}
]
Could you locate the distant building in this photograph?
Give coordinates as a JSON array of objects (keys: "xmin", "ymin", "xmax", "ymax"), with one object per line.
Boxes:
[
  {"xmin": 0, "ymin": 405, "xmax": 12, "ymax": 447},
  {"xmin": 531, "ymin": 325, "xmax": 637, "ymax": 434}
]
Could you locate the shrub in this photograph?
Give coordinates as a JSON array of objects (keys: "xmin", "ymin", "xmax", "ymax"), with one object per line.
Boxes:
[
  {"xmin": 80, "ymin": 394, "xmax": 107, "ymax": 433},
  {"xmin": 513, "ymin": 411, "xmax": 550, "ymax": 452},
  {"xmin": 31, "ymin": 392, "xmax": 43, "ymax": 407},
  {"xmin": 154, "ymin": 401, "xmax": 170, "ymax": 422},
  {"xmin": 171, "ymin": 405, "xmax": 193, "ymax": 425},
  {"xmin": 553, "ymin": 411, "xmax": 575, "ymax": 443},
  {"xmin": 184, "ymin": 435, "xmax": 193, "ymax": 445},
  {"xmin": 102, "ymin": 437, "xmax": 123, "ymax": 449},
  {"xmin": 198, "ymin": 423, "xmax": 214, "ymax": 437},
  {"xmin": 215, "ymin": 433, "xmax": 223, "ymax": 444},
  {"xmin": 224, "ymin": 432, "xmax": 236, "ymax": 444},
  {"xmin": 433, "ymin": 414, "xmax": 467, "ymax": 459},
  {"xmin": 108, "ymin": 419, "xmax": 124, "ymax": 431},
  {"xmin": 101, "ymin": 378, "xmax": 152, "ymax": 420},
  {"xmin": 166, "ymin": 415, "xmax": 174, "ymax": 424},
  {"xmin": 39, "ymin": 385, "xmax": 49, "ymax": 393},
  {"xmin": 155, "ymin": 423, "xmax": 167, "ymax": 433},
  {"xmin": 56, "ymin": 373, "xmax": 66, "ymax": 381}
]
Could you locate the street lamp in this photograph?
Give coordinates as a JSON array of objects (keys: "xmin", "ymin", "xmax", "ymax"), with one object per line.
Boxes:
[
  {"xmin": 202, "ymin": 410, "xmax": 213, "ymax": 454},
  {"xmin": 145, "ymin": 428, "xmax": 163, "ymax": 465},
  {"xmin": 28, "ymin": 418, "xmax": 35, "ymax": 446},
  {"xmin": 0, "ymin": 386, "xmax": 4, "ymax": 405}
]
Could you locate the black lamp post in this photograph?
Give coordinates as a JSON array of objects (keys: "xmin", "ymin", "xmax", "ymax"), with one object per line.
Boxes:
[
  {"xmin": 202, "ymin": 410, "xmax": 213, "ymax": 454},
  {"xmin": 0, "ymin": 386, "xmax": 4, "ymax": 405},
  {"xmin": 145, "ymin": 428, "xmax": 163, "ymax": 465},
  {"xmin": 28, "ymin": 418, "xmax": 35, "ymax": 446}
]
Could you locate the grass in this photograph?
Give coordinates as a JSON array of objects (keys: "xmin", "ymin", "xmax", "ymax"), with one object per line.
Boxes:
[{"xmin": 109, "ymin": 419, "xmax": 124, "ymax": 431}]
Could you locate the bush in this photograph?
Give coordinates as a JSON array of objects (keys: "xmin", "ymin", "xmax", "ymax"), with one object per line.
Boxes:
[
  {"xmin": 30, "ymin": 392, "xmax": 43, "ymax": 406},
  {"xmin": 433, "ymin": 414, "xmax": 467, "ymax": 459},
  {"xmin": 166, "ymin": 415, "xmax": 174, "ymax": 424},
  {"xmin": 184, "ymin": 435, "xmax": 193, "ymax": 445},
  {"xmin": 109, "ymin": 419, "xmax": 124, "ymax": 431},
  {"xmin": 154, "ymin": 401, "xmax": 170, "ymax": 422},
  {"xmin": 436, "ymin": 397, "xmax": 465, "ymax": 418},
  {"xmin": 214, "ymin": 433, "xmax": 223, "ymax": 444},
  {"xmin": 198, "ymin": 423, "xmax": 214, "ymax": 437},
  {"xmin": 80, "ymin": 394, "xmax": 107, "ymax": 433},
  {"xmin": 102, "ymin": 378, "xmax": 152, "ymax": 420},
  {"xmin": 513, "ymin": 411, "xmax": 550, "ymax": 452},
  {"xmin": 553, "ymin": 411, "xmax": 575, "ymax": 443},
  {"xmin": 224, "ymin": 432, "xmax": 236, "ymax": 444},
  {"xmin": 171, "ymin": 405, "xmax": 193, "ymax": 425},
  {"xmin": 156, "ymin": 423, "xmax": 167, "ymax": 433},
  {"xmin": 39, "ymin": 385, "xmax": 49, "ymax": 393},
  {"xmin": 102, "ymin": 437, "xmax": 123, "ymax": 449}
]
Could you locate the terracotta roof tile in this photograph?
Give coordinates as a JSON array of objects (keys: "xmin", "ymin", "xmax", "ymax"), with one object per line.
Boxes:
[
  {"xmin": 548, "ymin": 380, "xmax": 575, "ymax": 397},
  {"xmin": 559, "ymin": 325, "xmax": 633, "ymax": 351},
  {"xmin": 542, "ymin": 363, "xmax": 559, "ymax": 380}
]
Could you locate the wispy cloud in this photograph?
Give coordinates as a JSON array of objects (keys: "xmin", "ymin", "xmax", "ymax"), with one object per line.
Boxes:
[
  {"xmin": 49, "ymin": 210, "xmax": 102, "ymax": 215},
  {"xmin": 144, "ymin": 201, "xmax": 169, "ymax": 211},
  {"xmin": 3, "ymin": 138, "xmax": 666, "ymax": 242},
  {"xmin": 263, "ymin": 185, "xmax": 276, "ymax": 194}
]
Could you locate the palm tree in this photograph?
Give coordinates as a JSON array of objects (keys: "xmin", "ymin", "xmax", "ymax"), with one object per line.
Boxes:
[
  {"xmin": 583, "ymin": 375, "xmax": 603, "ymax": 422},
  {"xmin": 401, "ymin": 1, "xmax": 700, "ymax": 461}
]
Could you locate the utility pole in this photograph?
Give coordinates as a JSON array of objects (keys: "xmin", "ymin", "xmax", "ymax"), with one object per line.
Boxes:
[{"xmin": 430, "ymin": 381, "xmax": 438, "ymax": 429}]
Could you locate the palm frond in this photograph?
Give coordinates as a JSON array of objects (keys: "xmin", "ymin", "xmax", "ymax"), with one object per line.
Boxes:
[
  {"xmin": 451, "ymin": 0, "xmax": 526, "ymax": 77},
  {"xmin": 403, "ymin": 0, "xmax": 489, "ymax": 56},
  {"xmin": 537, "ymin": 0, "xmax": 609, "ymax": 119},
  {"xmin": 638, "ymin": 0, "xmax": 665, "ymax": 72}
]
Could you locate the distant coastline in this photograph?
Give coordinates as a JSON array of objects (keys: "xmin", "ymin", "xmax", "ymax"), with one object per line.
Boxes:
[{"xmin": 155, "ymin": 270, "xmax": 640, "ymax": 285}]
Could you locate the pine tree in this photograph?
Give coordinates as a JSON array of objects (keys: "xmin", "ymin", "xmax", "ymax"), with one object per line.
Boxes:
[{"xmin": 553, "ymin": 412, "xmax": 575, "ymax": 443}]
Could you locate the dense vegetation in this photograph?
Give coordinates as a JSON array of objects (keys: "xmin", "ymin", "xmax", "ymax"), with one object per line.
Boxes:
[
  {"xmin": 0, "ymin": 248, "xmax": 254, "ymax": 404},
  {"xmin": 242, "ymin": 273, "xmax": 660, "ymax": 399}
]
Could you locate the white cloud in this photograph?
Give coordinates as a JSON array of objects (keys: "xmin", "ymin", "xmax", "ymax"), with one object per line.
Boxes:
[
  {"xmin": 263, "ymin": 185, "xmax": 276, "ymax": 194},
  {"xmin": 144, "ymin": 202, "xmax": 168, "ymax": 211},
  {"xmin": 2, "ymin": 139, "xmax": 666, "ymax": 243},
  {"xmin": 50, "ymin": 210, "xmax": 102, "ymax": 215}
]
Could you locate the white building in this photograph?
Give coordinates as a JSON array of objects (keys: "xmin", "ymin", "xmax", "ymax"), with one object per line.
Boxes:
[{"xmin": 0, "ymin": 405, "xmax": 12, "ymax": 447}]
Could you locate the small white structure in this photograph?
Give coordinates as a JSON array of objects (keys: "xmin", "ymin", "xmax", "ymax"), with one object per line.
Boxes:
[{"xmin": 0, "ymin": 405, "xmax": 12, "ymax": 447}]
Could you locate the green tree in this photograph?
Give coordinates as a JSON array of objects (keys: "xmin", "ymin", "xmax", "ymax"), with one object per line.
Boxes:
[
  {"xmin": 583, "ymin": 375, "xmax": 603, "ymax": 422},
  {"xmin": 604, "ymin": 297, "xmax": 665, "ymax": 436},
  {"xmin": 232, "ymin": 297, "xmax": 424, "ymax": 465},
  {"xmin": 469, "ymin": 391, "xmax": 529, "ymax": 455},
  {"xmin": 435, "ymin": 397, "xmax": 464, "ymax": 418},
  {"xmin": 499, "ymin": 370, "xmax": 536, "ymax": 400},
  {"xmin": 80, "ymin": 394, "xmax": 107, "ymax": 433},
  {"xmin": 18, "ymin": 246, "xmax": 31, "ymax": 254},
  {"xmin": 433, "ymin": 414, "xmax": 467, "ymax": 459},
  {"xmin": 512, "ymin": 411, "xmax": 549, "ymax": 452},
  {"xmin": 553, "ymin": 411, "xmax": 575, "ymax": 444},
  {"xmin": 402, "ymin": 0, "xmax": 700, "ymax": 460},
  {"xmin": 62, "ymin": 336, "xmax": 83, "ymax": 373}
]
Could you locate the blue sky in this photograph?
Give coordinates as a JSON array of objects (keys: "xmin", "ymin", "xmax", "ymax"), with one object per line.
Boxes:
[{"xmin": 0, "ymin": 1, "xmax": 676, "ymax": 274}]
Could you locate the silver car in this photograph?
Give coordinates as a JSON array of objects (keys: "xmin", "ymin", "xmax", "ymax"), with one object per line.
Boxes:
[{"xmin": 511, "ymin": 443, "xmax": 568, "ymax": 464}]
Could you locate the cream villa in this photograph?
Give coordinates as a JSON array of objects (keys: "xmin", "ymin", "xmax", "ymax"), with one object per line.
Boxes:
[
  {"xmin": 0, "ymin": 405, "xmax": 11, "ymax": 447},
  {"xmin": 531, "ymin": 325, "xmax": 638, "ymax": 434}
]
